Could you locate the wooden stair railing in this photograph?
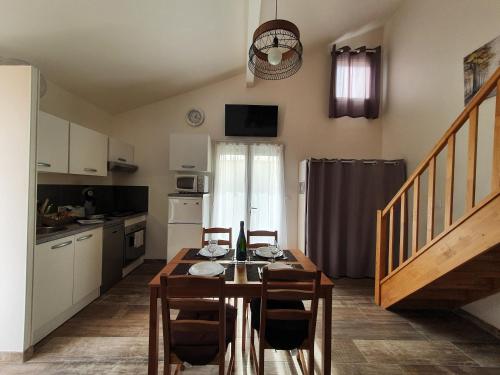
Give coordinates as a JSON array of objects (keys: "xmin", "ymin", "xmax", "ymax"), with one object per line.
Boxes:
[{"xmin": 375, "ymin": 67, "xmax": 500, "ymax": 305}]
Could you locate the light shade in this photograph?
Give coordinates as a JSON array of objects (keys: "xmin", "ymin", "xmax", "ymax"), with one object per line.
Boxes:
[{"xmin": 248, "ymin": 19, "xmax": 303, "ymax": 80}]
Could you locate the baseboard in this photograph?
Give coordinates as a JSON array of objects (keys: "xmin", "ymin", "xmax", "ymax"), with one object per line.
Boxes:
[
  {"xmin": 33, "ymin": 288, "xmax": 100, "ymax": 345},
  {"xmin": 0, "ymin": 346, "xmax": 33, "ymax": 363},
  {"xmin": 456, "ymin": 309, "xmax": 500, "ymax": 340},
  {"xmin": 122, "ymin": 256, "xmax": 144, "ymax": 277}
]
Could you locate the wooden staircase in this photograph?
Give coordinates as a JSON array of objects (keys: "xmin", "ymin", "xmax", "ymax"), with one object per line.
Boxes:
[{"xmin": 375, "ymin": 67, "xmax": 500, "ymax": 309}]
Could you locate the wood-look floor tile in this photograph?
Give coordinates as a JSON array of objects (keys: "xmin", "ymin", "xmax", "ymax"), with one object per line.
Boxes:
[
  {"xmin": 354, "ymin": 340, "xmax": 478, "ymax": 366},
  {"xmin": 453, "ymin": 343, "xmax": 500, "ymax": 367}
]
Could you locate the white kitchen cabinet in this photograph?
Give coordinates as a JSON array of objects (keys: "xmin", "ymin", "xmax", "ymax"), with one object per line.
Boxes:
[
  {"xmin": 108, "ymin": 137, "xmax": 134, "ymax": 163},
  {"xmin": 33, "ymin": 236, "xmax": 75, "ymax": 333},
  {"xmin": 169, "ymin": 133, "xmax": 211, "ymax": 172},
  {"xmin": 37, "ymin": 111, "xmax": 70, "ymax": 174},
  {"xmin": 73, "ymin": 227, "xmax": 103, "ymax": 303},
  {"xmin": 69, "ymin": 122, "xmax": 108, "ymax": 176}
]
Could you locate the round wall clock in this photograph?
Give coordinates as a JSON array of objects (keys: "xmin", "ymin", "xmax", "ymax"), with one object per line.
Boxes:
[{"xmin": 185, "ymin": 108, "xmax": 205, "ymax": 127}]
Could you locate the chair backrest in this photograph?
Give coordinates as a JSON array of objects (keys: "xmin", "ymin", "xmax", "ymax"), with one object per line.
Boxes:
[
  {"xmin": 202, "ymin": 227, "xmax": 232, "ymax": 248},
  {"xmin": 247, "ymin": 230, "xmax": 278, "ymax": 249},
  {"xmin": 260, "ymin": 268, "xmax": 321, "ymax": 346},
  {"xmin": 160, "ymin": 275, "xmax": 226, "ymax": 363}
]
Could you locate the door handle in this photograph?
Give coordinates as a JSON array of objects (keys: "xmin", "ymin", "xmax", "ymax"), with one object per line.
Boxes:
[
  {"xmin": 250, "ymin": 207, "xmax": 258, "ymax": 210},
  {"xmin": 37, "ymin": 162, "xmax": 51, "ymax": 167},
  {"xmin": 77, "ymin": 234, "xmax": 93, "ymax": 241},
  {"xmin": 181, "ymin": 165, "xmax": 195, "ymax": 169},
  {"xmin": 51, "ymin": 240, "xmax": 72, "ymax": 249},
  {"xmin": 118, "ymin": 158, "xmax": 127, "ymax": 162},
  {"xmin": 84, "ymin": 168, "xmax": 98, "ymax": 173}
]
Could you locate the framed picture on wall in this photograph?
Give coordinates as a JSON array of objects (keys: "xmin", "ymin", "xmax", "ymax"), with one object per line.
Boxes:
[{"xmin": 464, "ymin": 34, "xmax": 500, "ymax": 105}]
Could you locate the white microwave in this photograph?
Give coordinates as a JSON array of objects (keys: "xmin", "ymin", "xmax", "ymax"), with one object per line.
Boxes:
[{"xmin": 175, "ymin": 174, "xmax": 209, "ymax": 193}]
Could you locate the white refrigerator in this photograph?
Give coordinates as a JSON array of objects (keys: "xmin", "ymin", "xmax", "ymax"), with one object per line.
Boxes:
[{"xmin": 167, "ymin": 194, "xmax": 210, "ymax": 261}]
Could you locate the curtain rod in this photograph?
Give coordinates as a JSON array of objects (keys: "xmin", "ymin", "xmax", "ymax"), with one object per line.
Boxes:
[
  {"xmin": 336, "ymin": 47, "xmax": 378, "ymax": 54},
  {"xmin": 215, "ymin": 139, "xmax": 284, "ymax": 146},
  {"xmin": 310, "ymin": 159, "xmax": 401, "ymax": 165}
]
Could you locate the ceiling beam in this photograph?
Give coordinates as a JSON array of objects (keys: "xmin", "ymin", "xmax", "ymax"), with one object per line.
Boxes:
[{"xmin": 246, "ymin": 0, "xmax": 262, "ymax": 87}]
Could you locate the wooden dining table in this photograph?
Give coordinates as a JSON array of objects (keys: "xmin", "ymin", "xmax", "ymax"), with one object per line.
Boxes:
[{"xmin": 147, "ymin": 248, "xmax": 334, "ymax": 374}]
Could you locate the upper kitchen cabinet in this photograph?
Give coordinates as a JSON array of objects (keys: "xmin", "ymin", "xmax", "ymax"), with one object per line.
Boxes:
[
  {"xmin": 37, "ymin": 111, "xmax": 69, "ymax": 174},
  {"xmin": 69, "ymin": 122, "xmax": 108, "ymax": 176},
  {"xmin": 169, "ymin": 133, "xmax": 211, "ymax": 172},
  {"xmin": 108, "ymin": 137, "xmax": 134, "ymax": 164}
]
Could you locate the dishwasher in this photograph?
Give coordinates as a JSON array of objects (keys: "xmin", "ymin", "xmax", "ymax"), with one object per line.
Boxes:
[{"xmin": 101, "ymin": 221, "xmax": 125, "ymax": 294}]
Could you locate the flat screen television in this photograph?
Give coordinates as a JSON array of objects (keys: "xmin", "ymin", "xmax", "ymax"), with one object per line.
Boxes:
[{"xmin": 225, "ymin": 104, "xmax": 278, "ymax": 137}]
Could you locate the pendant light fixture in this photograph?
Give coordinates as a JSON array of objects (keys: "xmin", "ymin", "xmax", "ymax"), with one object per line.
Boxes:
[{"xmin": 248, "ymin": 0, "xmax": 303, "ymax": 80}]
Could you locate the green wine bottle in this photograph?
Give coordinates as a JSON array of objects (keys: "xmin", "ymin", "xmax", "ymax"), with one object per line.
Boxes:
[{"xmin": 236, "ymin": 221, "xmax": 247, "ymax": 262}]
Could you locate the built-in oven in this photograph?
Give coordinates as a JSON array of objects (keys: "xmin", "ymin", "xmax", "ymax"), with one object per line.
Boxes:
[{"xmin": 124, "ymin": 218, "xmax": 146, "ymax": 266}]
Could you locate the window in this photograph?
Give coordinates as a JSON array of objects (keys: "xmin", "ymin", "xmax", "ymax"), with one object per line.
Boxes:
[
  {"xmin": 211, "ymin": 142, "xmax": 286, "ymax": 246},
  {"xmin": 329, "ymin": 45, "xmax": 381, "ymax": 119}
]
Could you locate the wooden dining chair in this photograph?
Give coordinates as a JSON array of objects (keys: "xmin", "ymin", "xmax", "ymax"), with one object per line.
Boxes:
[
  {"xmin": 160, "ymin": 274, "xmax": 236, "ymax": 375},
  {"xmin": 247, "ymin": 230, "xmax": 278, "ymax": 249},
  {"xmin": 249, "ymin": 268, "xmax": 321, "ymax": 375},
  {"xmin": 242, "ymin": 229, "xmax": 278, "ymax": 351},
  {"xmin": 202, "ymin": 227, "xmax": 232, "ymax": 248}
]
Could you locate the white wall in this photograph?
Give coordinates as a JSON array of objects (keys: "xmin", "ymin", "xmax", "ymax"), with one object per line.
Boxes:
[
  {"xmin": 382, "ymin": 0, "xmax": 500, "ymax": 328},
  {"xmin": 0, "ymin": 66, "xmax": 37, "ymax": 354},
  {"xmin": 37, "ymin": 80, "xmax": 114, "ymax": 185},
  {"xmin": 109, "ymin": 38, "xmax": 384, "ymax": 259}
]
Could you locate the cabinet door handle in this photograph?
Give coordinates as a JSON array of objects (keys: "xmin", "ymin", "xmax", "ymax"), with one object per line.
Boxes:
[
  {"xmin": 51, "ymin": 240, "xmax": 73, "ymax": 249},
  {"xmin": 37, "ymin": 162, "xmax": 51, "ymax": 167},
  {"xmin": 118, "ymin": 157, "xmax": 127, "ymax": 162},
  {"xmin": 84, "ymin": 168, "xmax": 98, "ymax": 173},
  {"xmin": 77, "ymin": 234, "xmax": 93, "ymax": 242},
  {"xmin": 181, "ymin": 165, "xmax": 195, "ymax": 169}
]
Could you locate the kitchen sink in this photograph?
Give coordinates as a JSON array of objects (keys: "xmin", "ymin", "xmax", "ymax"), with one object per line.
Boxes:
[{"xmin": 36, "ymin": 226, "xmax": 67, "ymax": 235}]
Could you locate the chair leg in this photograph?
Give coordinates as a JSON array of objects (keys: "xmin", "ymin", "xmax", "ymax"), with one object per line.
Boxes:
[
  {"xmin": 298, "ymin": 350, "xmax": 308, "ymax": 375},
  {"xmin": 173, "ymin": 364, "xmax": 181, "ymax": 375},
  {"xmin": 242, "ymin": 298, "xmax": 248, "ymax": 351},
  {"xmin": 227, "ymin": 325, "xmax": 236, "ymax": 375},
  {"xmin": 258, "ymin": 335, "xmax": 265, "ymax": 375},
  {"xmin": 249, "ymin": 327, "xmax": 258, "ymax": 372},
  {"xmin": 308, "ymin": 346, "xmax": 314, "ymax": 375}
]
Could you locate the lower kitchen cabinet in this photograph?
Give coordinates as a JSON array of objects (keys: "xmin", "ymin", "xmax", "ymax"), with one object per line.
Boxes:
[
  {"xmin": 33, "ymin": 227, "xmax": 103, "ymax": 343},
  {"xmin": 33, "ymin": 236, "xmax": 75, "ymax": 334},
  {"xmin": 73, "ymin": 228, "xmax": 103, "ymax": 303}
]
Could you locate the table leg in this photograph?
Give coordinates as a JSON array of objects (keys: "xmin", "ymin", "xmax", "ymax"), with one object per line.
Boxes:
[
  {"xmin": 148, "ymin": 287, "xmax": 159, "ymax": 375},
  {"xmin": 322, "ymin": 289, "xmax": 332, "ymax": 375}
]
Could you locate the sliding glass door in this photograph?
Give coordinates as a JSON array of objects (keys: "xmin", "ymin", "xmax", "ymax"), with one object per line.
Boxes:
[{"xmin": 212, "ymin": 142, "xmax": 286, "ymax": 246}]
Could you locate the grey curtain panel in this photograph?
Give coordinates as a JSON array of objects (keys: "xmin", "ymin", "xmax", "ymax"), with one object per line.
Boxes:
[
  {"xmin": 329, "ymin": 45, "xmax": 381, "ymax": 119},
  {"xmin": 305, "ymin": 159, "xmax": 406, "ymax": 278}
]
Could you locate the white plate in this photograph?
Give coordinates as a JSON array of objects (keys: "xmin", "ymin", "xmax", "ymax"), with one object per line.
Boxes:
[
  {"xmin": 198, "ymin": 246, "xmax": 228, "ymax": 258},
  {"xmin": 256, "ymin": 246, "xmax": 283, "ymax": 259},
  {"xmin": 77, "ymin": 219, "xmax": 104, "ymax": 225},
  {"xmin": 188, "ymin": 261, "xmax": 225, "ymax": 277}
]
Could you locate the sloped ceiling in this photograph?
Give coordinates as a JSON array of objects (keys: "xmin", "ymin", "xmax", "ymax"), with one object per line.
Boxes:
[{"xmin": 0, "ymin": 0, "xmax": 401, "ymax": 113}]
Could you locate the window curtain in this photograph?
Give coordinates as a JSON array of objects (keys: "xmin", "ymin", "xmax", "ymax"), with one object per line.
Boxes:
[
  {"xmin": 249, "ymin": 143, "xmax": 287, "ymax": 247},
  {"xmin": 329, "ymin": 45, "xmax": 381, "ymax": 119},
  {"xmin": 211, "ymin": 142, "xmax": 286, "ymax": 247},
  {"xmin": 305, "ymin": 159, "xmax": 406, "ymax": 278},
  {"xmin": 211, "ymin": 143, "xmax": 248, "ymax": 243}
]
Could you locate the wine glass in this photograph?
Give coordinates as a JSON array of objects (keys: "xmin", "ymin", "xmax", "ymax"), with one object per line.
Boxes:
[
  {"xmin": 270, "ymin": 240, "xmax": 280, "ymax": 263},
  {"xmin": 208, "ymin": 239, "xmax": 218, "ymax": 261}
]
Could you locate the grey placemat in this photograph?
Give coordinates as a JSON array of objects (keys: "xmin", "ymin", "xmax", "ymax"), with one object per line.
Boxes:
[
  {"xmin": 170, "ymin": 263, "xmax": 235, "ymax": 282},
  {"xmin": 182, "ymin": 248, "xmax": 235, "ymax": 261},
  {"xmin": 246, "ymin": 263, "xmax": 304, "ymax": 282}
]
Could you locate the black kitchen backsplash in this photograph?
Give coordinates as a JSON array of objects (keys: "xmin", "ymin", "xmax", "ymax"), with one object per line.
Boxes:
[{"xmin": 37, "ymin": 185, "xmax": 148, "ymax": 215}]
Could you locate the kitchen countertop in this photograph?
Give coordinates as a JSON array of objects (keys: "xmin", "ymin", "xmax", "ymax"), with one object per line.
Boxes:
[{"xmin": 36, "ymin": 212, "xmax": 147, "ymax": 245}]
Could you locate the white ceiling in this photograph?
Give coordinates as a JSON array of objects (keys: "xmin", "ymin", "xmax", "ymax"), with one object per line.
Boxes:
[{"xmin": 0, "ymin": 0, "xmax": 401, "ymax": 114}]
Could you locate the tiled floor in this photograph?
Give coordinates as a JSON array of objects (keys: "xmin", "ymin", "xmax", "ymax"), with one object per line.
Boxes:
[{"xmin": 1, "ymin": 262, "xmax": 500, "ymax": 374}]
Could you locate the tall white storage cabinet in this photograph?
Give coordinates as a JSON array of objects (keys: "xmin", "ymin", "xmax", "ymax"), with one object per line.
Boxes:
[
  {"xmin": 37, "ymin": 111, "xmax": 70, "ymax": 173},
  {"xmin": 69, "ymin": 123, "xmax": 108, "ymax": 176},
  {"xmin": 169, "ymin": 134, "xmax": 211, "ymax": 172}
]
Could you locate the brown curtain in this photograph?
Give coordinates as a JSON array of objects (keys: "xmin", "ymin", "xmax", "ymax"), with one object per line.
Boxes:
[
  {"xmin": 305, "ymin": 159, "xmax": 405, "ymax": 278},
  {"xmin": 329, "ymin": 45, "xmax": 381, "ymax": 119}
]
